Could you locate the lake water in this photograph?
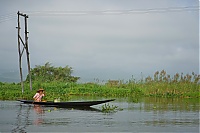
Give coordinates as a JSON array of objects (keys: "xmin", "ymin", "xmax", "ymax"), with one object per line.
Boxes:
[{"xmin": 0, "ymin": 97, "xmax": 199, "ymax": 132}]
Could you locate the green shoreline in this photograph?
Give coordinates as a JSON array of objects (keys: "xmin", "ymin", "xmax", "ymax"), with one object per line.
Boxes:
[
  {"xmin": 1, "ymin": 69, "xmax": 199, "ymax": 100},
  {"xmin": 0, "ymin": 81, "xmax": 199, "ymax": 101},
  {"xmin": 2, "ymin": 64, "xmax": 199, "ymax": 100}
]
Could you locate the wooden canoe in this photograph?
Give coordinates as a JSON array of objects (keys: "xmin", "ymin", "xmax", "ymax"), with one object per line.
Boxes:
[{"xmin": 18, "ymin": 99, "xmax": 115, "ymax": 107}]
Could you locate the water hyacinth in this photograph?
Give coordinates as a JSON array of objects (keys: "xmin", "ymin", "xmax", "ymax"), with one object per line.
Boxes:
[
  {"xmin": 0, "ymin": 70, "xmax": 199, "ymax": 100},
  {"xmin": 101, "ymin": 103, "xmax": 118, "ymax": 113}
]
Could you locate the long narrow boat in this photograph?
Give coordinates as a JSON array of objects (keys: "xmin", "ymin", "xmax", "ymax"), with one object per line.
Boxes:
[{"xmin": 18, "ymin": 99, "xmax": 115, "ymax": 107}]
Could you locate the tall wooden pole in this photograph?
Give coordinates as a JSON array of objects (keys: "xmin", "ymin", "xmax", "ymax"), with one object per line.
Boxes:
[
  {"xmin": 24, "ymin": 15, "xmax": 32, "ymax": 91},
  {"xmin": 17, "ymin": 11, "xmax": 24, "ymax": 93},
  {"xmin": 17, "ymin": 11, "xmax": 32, "ymax": 93}
]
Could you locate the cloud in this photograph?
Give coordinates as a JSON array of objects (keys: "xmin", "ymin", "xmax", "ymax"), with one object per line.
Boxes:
[{"xmin": 0, "ymin": 0, "xmax": 199, "ymax": 82}]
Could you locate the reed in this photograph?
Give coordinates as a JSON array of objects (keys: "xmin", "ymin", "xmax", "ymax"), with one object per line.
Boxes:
[{"xmin": 0, "ymin": 70, "xmax": 199, "ymax": 100}]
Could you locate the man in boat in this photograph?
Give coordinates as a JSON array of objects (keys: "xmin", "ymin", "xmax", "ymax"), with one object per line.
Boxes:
[{"xmin": 33, "ymin": 88, "xmax": 45, "ymax": 102}]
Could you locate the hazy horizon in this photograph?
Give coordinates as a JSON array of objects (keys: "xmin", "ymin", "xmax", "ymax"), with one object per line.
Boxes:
[{"xmin": 0, "ymin": 0, "xmax": 199, "ymax": 83}]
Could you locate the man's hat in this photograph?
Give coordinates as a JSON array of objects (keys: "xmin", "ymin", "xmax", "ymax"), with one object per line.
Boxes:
[{"xmin": 37, "ymin": 88, "xmax": 44, "ymax": 92}]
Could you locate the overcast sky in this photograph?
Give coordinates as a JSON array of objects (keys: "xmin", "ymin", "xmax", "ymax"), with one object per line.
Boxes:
[{"xmin": 0, "ymin": 0, "xmax": 199, "ymax": 82}]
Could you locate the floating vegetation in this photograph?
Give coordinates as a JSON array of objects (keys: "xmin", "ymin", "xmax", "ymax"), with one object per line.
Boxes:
[
  {"xmin": 0, "ymin": 70, "xmax": 199, "ymax": 100},
  {"xmin": 101, "ymin": 103, "xmax": 119, "ymax": 113}
]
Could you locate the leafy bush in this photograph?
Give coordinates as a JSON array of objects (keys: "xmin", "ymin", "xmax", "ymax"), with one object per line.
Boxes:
[{"xmin": 26, "ymin": 62, "xmax": 80, "ymax": 83}]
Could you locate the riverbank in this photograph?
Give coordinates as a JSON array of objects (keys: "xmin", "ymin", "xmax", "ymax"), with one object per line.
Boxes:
[{"xmin": 0, "ymin": 80, "xmax": 199, "ymax": 100}]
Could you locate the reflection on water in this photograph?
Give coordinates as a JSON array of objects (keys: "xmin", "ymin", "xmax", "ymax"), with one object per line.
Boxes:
[
  {"xmin": 33, "ymin": 105, "xmax": 45, "ymax": 125},
  {"xmin": 132, "ymin": 97, "xmax": 199, "ymax": 129},
  {"xmin": 142, "ymin": 97, "xmax": 199, "ymax": 112},
  {"xmin": 11, "ymin": 104, "xmax": 31, "ymax": 133},
  {"xmin": 33, "ymin": 105, "xmax": 44, "ymax": 114},
  {"xmin": 11, "ymin": 104, "xmax": 46, "ymax": 132},
  {"xmin": 0, "ymin": 97, "xmax": 198, "ymax": 132},
  {"xmin": 11, "ymin": 104, "xmax": 45, "ymax": 132}
]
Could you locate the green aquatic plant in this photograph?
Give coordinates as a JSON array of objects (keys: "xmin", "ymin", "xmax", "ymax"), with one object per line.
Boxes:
[
  {"xmin": 0, "ymin": 70, "xmax": 199, "ymax": 100},
  {"xmin": 101, "ymin": 103, "xmax": 118, "ymax": 113}
]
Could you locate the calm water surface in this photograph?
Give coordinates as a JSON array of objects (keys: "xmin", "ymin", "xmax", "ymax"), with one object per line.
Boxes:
[{"xmin": 0, "ymin": 97, "xmax": 199, "ymax": 132}]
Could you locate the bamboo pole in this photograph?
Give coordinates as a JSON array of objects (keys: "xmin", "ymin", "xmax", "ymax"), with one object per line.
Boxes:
[
  {"xmin": 24, "ymin": 15, "xmax": 32, "ymax": 91},
  {"xmin": 17, "ymin": 11, "xmax": 24, "ymax": 93}
]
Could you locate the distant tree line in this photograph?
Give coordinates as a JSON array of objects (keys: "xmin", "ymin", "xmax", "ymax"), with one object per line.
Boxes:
[{"xmin": 26, "ymin": 62, "xmax": 80, "ymax": 83}]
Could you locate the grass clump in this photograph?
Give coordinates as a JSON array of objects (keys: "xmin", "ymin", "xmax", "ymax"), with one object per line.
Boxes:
[{"xmin": 0, "ymin": 70, "xmax": 199, "ymax": 100}]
